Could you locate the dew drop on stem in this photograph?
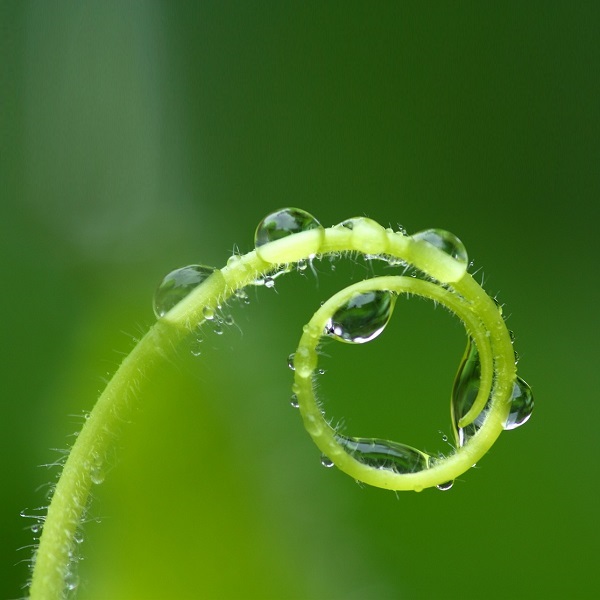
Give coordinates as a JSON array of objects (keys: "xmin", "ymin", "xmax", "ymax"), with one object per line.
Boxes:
[{"xmin": 153, "ymin": 265, "xmax": 217, "ymax": 318}]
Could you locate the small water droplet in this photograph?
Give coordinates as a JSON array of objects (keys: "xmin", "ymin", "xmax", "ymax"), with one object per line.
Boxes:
[
  {"xmin": 317, "ymin": 368, "xmax": 326, "ymax": 375},
  {"xmin": 203, "ymin": 306, "xmax": 215, "ymax": 321},
  {"xmin": 264, "ymin": 276, "xmax": 275, "ymax": 289},
  {"xmin": 412, "ymin": 229, "xmax": 468, "ymax": 281},
  {"xmin": 287, "ymin": 353, "xmax": 296, "ymax": 370},
  {"xmin": 224, "ymin": 315, "xmax": 235, "ymax": 326},
  {"xmin": 30, "ymin": 523, "xmax": 43, "ymax": 534},
  {"xmin": 297, "ymin": 258, "xmax": 308, "ymax": 271},
  {"xmin": 504, "ymin": 377, "xmax": 534, "ymax": 430},
  {"xmin": 337, "ymin": 435, "xmax": 429, "ymax": 473},
  {"xmin": 73, "ymin": 531, "xmax": 85, "ymax": 544},
  {"xmin": 234, "ymin": 288, "xmax": 250, "ymax": 304},
  {"xmin": 290, "ymin": 394, "xmax": 299, "ymax": 408},
  {"xmin": 325, "ymin": 290, "xmax": 396, "ymax": 344},
  {"xmin": 436, "ymin": 480, "xmax": 454, "ymax": 491},
  {"xmin": 321, "ymin": 455, "xmax": 335, "ymax": 468},
  {"xmin": 213, "ymin": 323, "xmax": 223, "ymax": 335},
  {"xmin": 255, "ymin": 208, "xmax": 323, "ymax": 262},
  {"xmin": 90, "ymin": 466, "xmax": 105, "ymax": 485},
  {"xmin": 153, "ymin": 265, "xmax": 217, "ymax": 318},
  {"xmin": 64, "ymin": 570, "xmax": 80, "ymax": 592},
  {"xmin": 190, "ymin": 338, "xmax": 203, "ymax": 356}
]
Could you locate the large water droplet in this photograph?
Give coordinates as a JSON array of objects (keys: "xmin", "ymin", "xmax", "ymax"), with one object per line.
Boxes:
[
  {"xmin": 325, "ymin": 290, "xmax": 396, "ymax": 344},
  {"xmin": 153, "ymin": 265, "xmax": 217, "ymax": 318},
  {"xmin": 335, "ymin": 217, "xmax": 389, "ymax": 254},
  {"xmin": 337, "ymin": 435, "xmax": 430, "ymax": 473},
  {"xmin": 255, "ymin": 208, "xmax": 323, "ymax": 263},
  {"xmin": 412, "ymin": 229, "xmax": 468, "ymax": 265},
  {"xmin": 504, "ymin": 376, "xmax": 534, "ymax": 430},
  {"xmin": 451, "ymin": 338, "xmax": 489, "ymax": 447},
  {"xmin": 412, "ymin": 229, "xmax": 468, "ymax": 282}
]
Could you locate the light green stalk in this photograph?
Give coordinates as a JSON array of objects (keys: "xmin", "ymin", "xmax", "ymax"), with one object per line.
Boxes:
[{"xmin": 29, "ymin": 214, "xmax": 518, "ymax": 599}]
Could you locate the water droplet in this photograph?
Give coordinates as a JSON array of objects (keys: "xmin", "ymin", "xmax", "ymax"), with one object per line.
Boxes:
[
  {"xmin": 203, "ymin": 306, "xmax": 215, "ymax": 321},
  {"xmin": 412, "ymin": 229, "xmax": 468, "ymax": 282},
  {"xmin": 190, "ymin": 338, "xmax": 203, "ymax": 356},
  {"xmin": 30, "ymin": 523, "xmax": 43, "ymax": 534},
  {"xmin": 325, "ymin": 290, "xmax": 396, "ymax": 344},
  {"xmin": 287, "ymin": 353, "xmax": 296, "ymax": 370},
  {"xmin": 234, "ymin": 288, "xmax": 250, "ymax": 304},
  {"xmin": 64, "ymin": 570, "xmax": 80, "ymax": 592},
  {"xmin": 451, "ymin": 338, "xmax": 489, "ymax": 447},
  {"xmin": 255, "ymin": 208, "xmax": 324, "ymax": 262},
  {"xmin": 297, "ymin": 258, "xmax": 308, "ymax": 271},
  {"xmin": 73, "ymin": 531, "xmax": 85, "ymax": 544},
  {"xmin": 264, "ymin": 276, "xmax": 275, "ymax": 289},
  {"xmin": 213, "ymin": 323, "xmax": 223, "ymax": 335},
  {"xmin": 224, "ymin": 315, "xmax": 235, "ymax": 326},
  {"xmin": 337, "ymin": 435, "xmax": 430, "ymax": 473},
  {"xmin": 335, "ymin": 217, "xmax": 388, "ymax": 254},
  {"xmin": 320, "ymin": 455, "xmax": 335, "ymax": 468},
  {"xmin": 504, "ymin": 377, "xmax": 534, "ymax": 430},
  {"xmin": 290, "ymin": 394, "xmax": 299, "ymax": 408},
  {"xmin": 90, "ymin": 466, "xmax": 105, "ymax": 485},
  {"xmin": 153, "ymin": 265, "xmax": 217, "ymax": 318},
  {"xmin": 437, "ymin": 480, "xmax": 454, "ymax": 491},
  {"xmin": 317, "ymin": 368, "xmax": 325, "ymax": 375}
]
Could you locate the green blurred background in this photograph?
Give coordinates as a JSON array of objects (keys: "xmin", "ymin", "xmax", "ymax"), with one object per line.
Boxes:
[{"xmin": 2, "ymin": 2, "xmax": 599, "ymax": 598}]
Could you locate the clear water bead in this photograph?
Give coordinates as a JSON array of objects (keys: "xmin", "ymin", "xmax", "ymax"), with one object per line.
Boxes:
[
  {"xmin": 437, "ymin": 480, "xmax": 454, "ymax": 491},
  {"xmin": 254, "ymin": 208, "xmax": 323, "ymax": 263},
  {"xmin": 337, "ymin": 435, "xmax": 429, "ymax": 473},
  {"xmin": 320, "ymin": 455, "xmax": 335, "ymax": 468},
  {"xmin": 412, "ymin": 229, "xmax": 468, "ymax": 265},
  {"xmin": 325, "ymin": 290, "xmax": 396, "ymax": 344},
  {"xmin": 153, "ymin": 265, "xmax": 217, "ymax": 318},
  {"xmin": 412, "ymin": 228, "xmax": 469, "ymax": 282},
  {"xmin": 504, "ymin": 376, "xmax": 534, "ymax": 430}
]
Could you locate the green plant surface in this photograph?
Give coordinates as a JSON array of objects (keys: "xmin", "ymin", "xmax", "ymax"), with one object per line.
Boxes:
[
  {"xmin": 2, "ymin": 3, "xmax": 600, "ymax": 600},
  {"xmin": 29, "ymin": 210, "xmax": 530, "ymax": 598}
]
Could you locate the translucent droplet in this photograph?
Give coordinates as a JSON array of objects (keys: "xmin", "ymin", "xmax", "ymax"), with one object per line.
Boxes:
[
  {"xmin": 297, "ymin": 258, "xmax": 308, "ymax": 271},
  {"xmin": 90, "ymin": 466, "xmax": 105, "ymax": 485},
  {"xmin": 30, "ymin": 523, "xmax": 43, "ymax": 534},
  {"xmin": 224, "ymin": 315, "xmax": 235, "ymax": 326},
  {"xmin": 412, "ymin": 229, "xmax": 468, "ymax": 265},
  {"xmin": 213, "ymin": 323, "xmax": 223, "ymax": 335},
  {"xmin": 153, "ymin": 265, "xmax": 217, "ymax": 318},
  {"xmin": 335, "ymin": 217, "xmax": 388, "ymax": 254},
  {"xmin": 290, "ymin": 394, "xmax": 299, "ymax": 408},
  {"xmin": 412, "ymin": 229, "xmax": 468, "ymax": 282},
  {"xmin": 255, "ymin": 208, "xmax": 324, "ymax": 263},
  {"xmin": 504, "ymin": 377, "xmax": 534, "ymax": 430},
  {"xmin": 325, "ymin": 290, "xmax": 396, "ymax": 344},
  {"xmin": 337, "ymin": 435, "xmax": 429, "ymax": 473},
  {"xmin": 64, "ymin": 570, "xmax": 80, "ymax": 592},
  {"xmin": 287, "ymin": 353, "xmax": 295, "ymax": 371},
  {"xmin": 451, "ymin": 338, "xmax": 489, "ymax": 447},
  {"xmin": 264, "ymin": 276, "xmax": 275, "ymax": 289},
  {"xmin": 190, "ymin": 338, "xmax": 203, "ymax": 357},
  {"xmin": 437, "ymin": 480, "xmax": 454, "ymax": 491},
  {"xmin": 203, "ymin": 306, "xmax": 215, "ymax": 321},
  {"xmin": 320, "ymin": 455, "xmax": 335, "ymax": 468},
  {"xmin": 234, "ymin": 288, "xmax": 250, "ymax": 304},
  {"xmin": 73, "ymin": 531, "xmax": 85, "ymax": 544}
]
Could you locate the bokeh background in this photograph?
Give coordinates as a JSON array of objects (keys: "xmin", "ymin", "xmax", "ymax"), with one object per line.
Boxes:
[{"xmin": 2, "ymin": 2, "xmax": 599, "ymax": 599}]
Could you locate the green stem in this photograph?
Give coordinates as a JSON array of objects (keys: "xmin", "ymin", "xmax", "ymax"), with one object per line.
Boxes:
[{"xmin": 29, "ymin": 215, "xmax": 518, "ymax": 598}]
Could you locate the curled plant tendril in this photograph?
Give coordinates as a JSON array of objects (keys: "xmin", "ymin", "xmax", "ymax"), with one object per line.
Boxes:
[{"xmin": 29, "ymin": 208, "xmax": 533, "ymax": 599}]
